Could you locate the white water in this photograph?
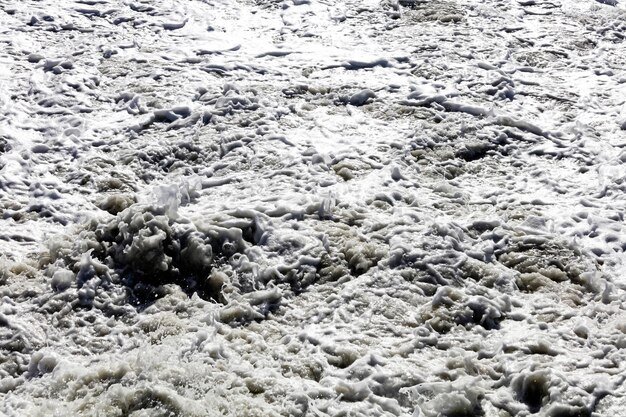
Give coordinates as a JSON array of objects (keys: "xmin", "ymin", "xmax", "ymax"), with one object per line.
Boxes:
[{"xmin": 1, "ymin": 0, "xmax": 626, "ymax": 415}]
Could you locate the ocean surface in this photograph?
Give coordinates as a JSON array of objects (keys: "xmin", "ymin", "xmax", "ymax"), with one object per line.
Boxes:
[{"xmin": 1, "ymin": 0, "xmax": 626, "ymax": 415}]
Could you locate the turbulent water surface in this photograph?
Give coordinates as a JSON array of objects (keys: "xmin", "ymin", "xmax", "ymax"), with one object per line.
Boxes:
[{"xmin": 1, "ymin": 0, "xmax": 626, "ymax": 415}]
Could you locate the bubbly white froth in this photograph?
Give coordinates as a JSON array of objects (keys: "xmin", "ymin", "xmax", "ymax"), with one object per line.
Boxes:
[{"xmin": 1, "ymin": 0, "xmax": 626, "ymax": 416}]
